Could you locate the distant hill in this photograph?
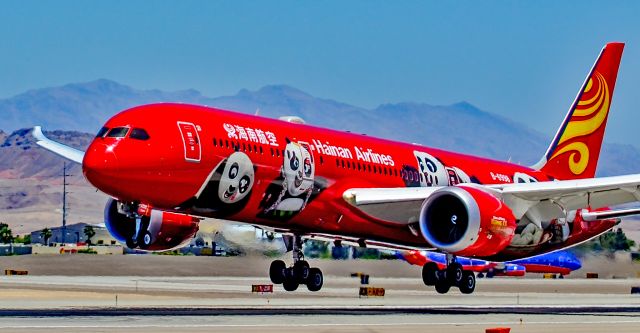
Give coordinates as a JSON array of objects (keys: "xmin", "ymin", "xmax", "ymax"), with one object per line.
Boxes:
[{"xmin": 1, "ymin": 79, "xmax": 639, "ymax": 177}]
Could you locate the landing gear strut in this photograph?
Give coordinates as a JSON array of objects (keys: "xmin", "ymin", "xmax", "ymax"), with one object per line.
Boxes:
[
  {"xmin": 127, "ymin": 215, "xmax": 151, "ymax": 249},
  {"xmin": 269, "ymin": 235, "xmax": 324, "ymax": 292},
  {"xmin": 421, "ymin": 254, "xmax": 476, "ymax": 294}
]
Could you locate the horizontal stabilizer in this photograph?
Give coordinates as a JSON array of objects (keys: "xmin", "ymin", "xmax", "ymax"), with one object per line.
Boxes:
[{"xmin": 32, "ymin": 126, "xmax": 85, "ymax": 164}]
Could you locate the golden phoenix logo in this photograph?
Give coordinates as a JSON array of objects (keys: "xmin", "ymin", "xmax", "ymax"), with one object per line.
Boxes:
[{"xmin": 548, "ymin": 71, "xmax": 610, "ymax": 175}]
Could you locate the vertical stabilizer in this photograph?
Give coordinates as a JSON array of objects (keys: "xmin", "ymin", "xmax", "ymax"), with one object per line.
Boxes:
[{"xmin": 533, "ymin": 42, "xmax": 624, "ymax": 180}]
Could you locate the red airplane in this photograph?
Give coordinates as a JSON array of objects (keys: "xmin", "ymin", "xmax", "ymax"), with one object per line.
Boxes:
[{"xmin": 33, "ymin": 42, "xmax": 640, "ymax": 294}]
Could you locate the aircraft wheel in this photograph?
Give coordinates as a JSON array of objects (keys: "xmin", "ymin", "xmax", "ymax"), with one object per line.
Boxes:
[
  {"xmin": 293, "ymin": 260, "xmax": 310, "ymax": 282},
  {"xmin": 269, "ymin": 260, "xmax": 287, "ymax": 284},
  {"xmin": 434, "ymin": 276, "xmax": 451, "ymax": 294},
  {"xmin": 558, "ymin": 274, "xmax": 564, "ymax": 279},
  {"xmin": 138, "ymin": 231, "xmax": 153, "ymax": 249},
  {"xmin": 306, "ymin": 267, "xmax": 323, "ymax": 292},
  {"xmin": 126, "ymin": 239, "xmax": 137, "ymax": 249},
  {"xmin": 477, "ymin": 272, "xmax": 485, "ymax": 278},
  {"xmin": 422, "ymin": 262, "xmax": 438, "ymax": 286},
  {"xmin": 447, "ymin": 262, "xmax": 464, "ymax": 286},
  {"xmin": 459, "ymin": 271, "xmax": 476, "ymax": 294},
  {"xmin": 282, "ymin": 274, "xmax": 299, "ymax": 292}
]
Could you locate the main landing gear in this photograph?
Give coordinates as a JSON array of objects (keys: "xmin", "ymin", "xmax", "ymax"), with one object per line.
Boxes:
[
  {"xmin": 269, "ymin": 235, "xmax": 324, "ymax": 292},
  {"xmin": 126, "ymin": 215, "xmax": 152, "ymax": 249},
  {"xmin": 421, "ymin": 254, "xmax": 476, "ymax": 294}
]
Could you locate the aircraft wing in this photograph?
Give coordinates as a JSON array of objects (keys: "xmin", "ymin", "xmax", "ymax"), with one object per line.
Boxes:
[
  {"xmin": 32, "ymin": 126, "xmax": 85, "ymax": 164},
  {"xmin": 343, "ymin": 174, "xmax": 640, "ymax": 224}
]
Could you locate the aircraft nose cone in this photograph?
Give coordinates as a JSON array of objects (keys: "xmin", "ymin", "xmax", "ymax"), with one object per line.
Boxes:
[{"xmin": 83, "ymin": 142, "xmax": 121, "ymax": 193}]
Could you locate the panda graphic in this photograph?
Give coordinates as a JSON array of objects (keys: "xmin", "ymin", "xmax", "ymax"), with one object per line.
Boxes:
[
  {"xmin": 186, "ymin": 151, "xmax": 256, "ymax": 217},
  {"xmin": 513, "ymin": 172, "xmax": 539, "ymax": 184},
  {"xmin": 259, "ymin": 139, "xmax": 318, "ymax": 220},
  {"xmin": 413, "ymin": 151, "xmax": 448, "ymax": 187},
  {"xmin": 413, "ymin": 151, "xmax": 474, "ymax": 187}
]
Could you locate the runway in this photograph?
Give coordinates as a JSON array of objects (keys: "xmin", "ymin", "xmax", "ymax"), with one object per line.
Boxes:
[{"xmin": 2, "ymin": 275, "xmax": 640, "ymax": 332}]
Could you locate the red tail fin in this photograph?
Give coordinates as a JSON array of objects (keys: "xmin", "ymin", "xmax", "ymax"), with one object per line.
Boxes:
[{"xmin": 534, "ymin": 42, "xmax": 624, "ymax": 180}]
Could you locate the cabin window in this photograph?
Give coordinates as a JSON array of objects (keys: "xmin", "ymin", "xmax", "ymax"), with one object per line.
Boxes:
[
  {"xmin": 96, "ymin": 127, "xmax": 109, "ymax": 138},
  {"xmin": 106, "ymin": 127, "xmax": 129, "ymax": 138},
  {"xmin": 319, "ymin": 155, "xmax": 324, "ymax": 165},
  {"xmin": 212, "ymin": 138, "xmax": 217, "ymax": 147},
  {"xmin": 346, "ymin": 161, "xmax": 351, "ymax": 169},
  {"xmin": 336, "ymin": 159, "xmax": 340, "ymax": 167},
  {"xmin": 259, "ymin": 146, "xmax": 263, "ymax": 154},
  {"xmin": 341, "ymin": 160, "xmax": 345, "ymax": 168},
  {"xmin": 129, "ymin": 128, "xmax": 149, "ymax": 141},
  {"xmin": 225, "ymin": 140, "xmax": 230, "ymax": 148}
]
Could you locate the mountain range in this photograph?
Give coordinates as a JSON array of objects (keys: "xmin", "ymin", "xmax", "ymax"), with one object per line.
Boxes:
[{"xmin": 1, "ymin": 79, "xmax": 639, "ymax": 177}]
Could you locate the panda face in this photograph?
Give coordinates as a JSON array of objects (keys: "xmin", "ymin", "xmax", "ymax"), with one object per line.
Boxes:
[
  {"xmin": 218, "ymin": 152, "xmax": 255, "ymax": 204},
  {"xmin": 413, "ymin": 151, "xmax": 447, "ymax": 187},
  {"xmin": 283, "ymin": 141, "xmax": 314, "ymax": 196}
]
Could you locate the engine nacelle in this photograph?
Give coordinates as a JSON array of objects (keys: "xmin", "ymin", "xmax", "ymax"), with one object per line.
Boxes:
[
  {"xmin": 419, "ymin": 185, "xmax": 516, "ymax": 257},
  {"xmin": 104, "ymin": 199, "xmax": 200, "ymax": 251}
]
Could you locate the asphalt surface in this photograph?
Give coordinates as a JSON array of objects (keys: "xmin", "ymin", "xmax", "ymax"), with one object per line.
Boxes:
[{"xmin": 1, "ymin": 256, "xmax": 640, "ymax": 332}]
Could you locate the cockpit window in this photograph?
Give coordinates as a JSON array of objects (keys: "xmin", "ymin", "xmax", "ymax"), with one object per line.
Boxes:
[
  {"xmin": 130, "ymin": 128, "xmax": 150, "ymax": 140},
  {"xmin": 106, "ymin": 127, "xmax": 129, "ymax": 138},
  {"xmin": 96, "ymin": 127, "xmax": 109, "ymax": 138}
]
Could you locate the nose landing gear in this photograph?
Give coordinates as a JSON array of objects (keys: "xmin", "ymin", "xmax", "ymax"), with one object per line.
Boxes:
[
  {"xmin": 421, "ymin": 254, "xmax": 476, "ymax": 294},
  {"xmin": 269, "ymin": 235, "xmax": 324, "ymax": 292}
]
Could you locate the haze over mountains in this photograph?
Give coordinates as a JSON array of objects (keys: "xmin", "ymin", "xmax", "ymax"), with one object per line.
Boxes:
[{"xmin": 1, "ymin": 79, "xmax": 639, "ymax": 177}]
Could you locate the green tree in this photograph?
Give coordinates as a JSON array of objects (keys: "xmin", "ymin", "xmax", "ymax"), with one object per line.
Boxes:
[
  {"xmin": 40, "ymin": 228, "xmax": 52, "ymax": 245},
  {"xmin": 83, "ymin": 225, "xmax": 96, "ymax": 245},
  {"xmin": 0, "ymin": 223, "xmax": 13, "ymax": 244},
  {"xmin": 13, "ymin": 234, "xmax": 31, "ymax": 244},
  {"xmin": 574, "ymin": 228, "xmax": 636, "ymax": 254}
]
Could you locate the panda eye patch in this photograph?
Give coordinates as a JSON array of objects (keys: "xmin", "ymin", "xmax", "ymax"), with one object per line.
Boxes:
[
  {"xmin": 426, "ymin": 159, "xmax": 437, "ymax": 173},
  {"xmin": 229, "ymin": 162, "xmax": 239, "ymax": 179},
  {"xmin": 417, "ymin": 157, "xmax": 424, "ymax": 171},
  {"xmin": 289, "ymin": 152, "xmax": 299, "ymax": 170},
  {"xmin": 239, "ymin": 175, "xmax": 251, "ymax": 193}
]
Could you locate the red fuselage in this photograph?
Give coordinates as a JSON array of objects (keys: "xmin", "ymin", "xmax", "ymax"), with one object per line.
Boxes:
[{"xmin": 83, "ymin": 103, "xmax": 615, "ymax": 260}]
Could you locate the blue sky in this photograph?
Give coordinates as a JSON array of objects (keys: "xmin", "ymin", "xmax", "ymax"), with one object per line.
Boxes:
[{"xmin": 1, "ymin": 1, "xmax": 639, "ymax": 144}]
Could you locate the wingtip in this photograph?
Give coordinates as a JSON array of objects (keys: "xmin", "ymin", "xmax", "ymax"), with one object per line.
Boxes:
[{"xmin": 32, "ymin": 126, "xmax": 45, "ymax": 141}]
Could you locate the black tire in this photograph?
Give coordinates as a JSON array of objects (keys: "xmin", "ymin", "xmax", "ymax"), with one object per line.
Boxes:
[
  {"xmin": 269, "ymin": 260, "xmax": 287, "ymax": 284},
  {"xmin": 434, "ymin": 277, "xmax": 451, "ymax": 294},
  {"xmin": 447, "ymin": 262, "xmax": 464, "ymax": 286},
  {"xmin": 282, "ymin": 277, "xmax": 299, "ymax": 291},
  {"xmin": 306, "ymin": 267, "xmax": 323, "ymax": 292},
  {"xmin": 138, "ymin": 231, "xmax": 153, "ymax": 249},
  {"xmin": 459, "ymin": 271, "xmax": 476, "ymax": 294},
  {"xmin": 558, "ymin": 274, "xmax": 564, "ymax": 279},
  {"xmin": 422, "ymin": 262, "xmax": 438, "ymax": 286},
  {"xmin": 126, "ymin": 239, "xmax": 136, "ymax": 249},
  {"xmin": 477, "ymin": 272, "xmax": 484, "ymax": 278},
  {"xmin": 293, "ymin": 260, "xmax": 310, "ymax": 282}
]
